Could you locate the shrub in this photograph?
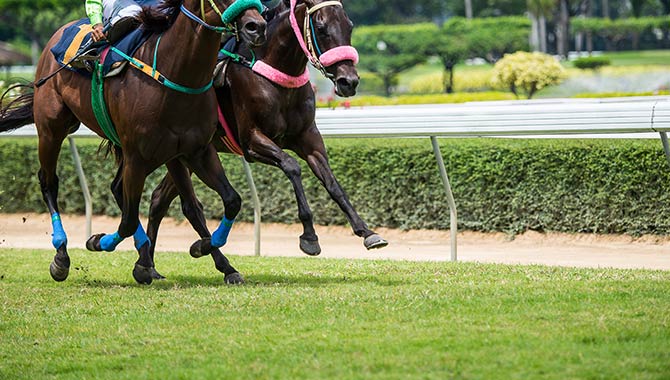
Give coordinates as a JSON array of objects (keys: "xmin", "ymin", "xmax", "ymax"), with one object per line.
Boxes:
[
  {"xmin": 573, "ymin": 56, "xmax": 611, "ymax": 70},
  {"xmin": 491, "ymin": 51, "xmax": 566, "ymax": 99},
  {"xmin": 356, "ymin": 72, "xmax": 385, "ymax": 95},
  {"xmin": 409, "ymin": 71, "xmax": 494, "ymax": 94},
  {"xmin": 1, "ymin": 137, "xmax": 669, "ymax": 236},
  {"xmin": 317, "ymin": 92, "xmax": 514, "ymax": 107}
]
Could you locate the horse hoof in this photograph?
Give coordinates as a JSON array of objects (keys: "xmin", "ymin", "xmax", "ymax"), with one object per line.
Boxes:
[
  {"xmin": 150, "ymin": 267, "xmax": 166, "ymax": 280},
  {"xmin": 364, "ymin": 234, "xmax": 388, "ymax": 250},
  {"xmin": 132, "ymin": 264, "xmax": 153, "ymax": 285},
  {"xmin": 224, "ymin": 272, "xmax": 245, "ymax": 285},
  {"xmin": 190, "ymin": 238, "xmax": 213, "ymax": 258},
  {"xmin": 85, "ymin": 234, "xmax": 105, "ymax": 252},
  {"xmin": 299, "ymin": 237, "xmax": 321, "ymax": 256},
  {"xmin": 49, "ymin": 261, "xmax": 69, "ymax": 282}
]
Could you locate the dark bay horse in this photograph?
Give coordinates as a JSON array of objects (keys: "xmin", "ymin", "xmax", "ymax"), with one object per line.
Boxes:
[
  {"xmin": 145, "ymin": 0, "xmax": 387, "ymax": 275},
  {"xmin": 0, "ymin": 0, "xmax": 266, "ymax": 284}
]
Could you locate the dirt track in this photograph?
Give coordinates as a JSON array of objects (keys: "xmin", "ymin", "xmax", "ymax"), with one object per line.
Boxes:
[{"xmin": 1, "ymin": 213, "xmax": 669, "ymax": 270}]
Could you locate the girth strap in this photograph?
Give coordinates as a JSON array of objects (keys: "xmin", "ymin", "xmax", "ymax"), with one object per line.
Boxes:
[{"xmin": 91, "ymin": 62, "xmax": 122, "ymax": 146}]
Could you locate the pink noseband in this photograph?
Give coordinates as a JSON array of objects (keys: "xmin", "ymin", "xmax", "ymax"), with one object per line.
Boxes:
[{"xmin": 319, "ymin": 45, "xmax": 359, "ymax": 67}]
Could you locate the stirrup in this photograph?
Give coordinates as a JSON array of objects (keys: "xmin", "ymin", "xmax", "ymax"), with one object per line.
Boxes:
[{"xmin": 72, "ymin": 48, "xmax": 101, "ymax": 72}]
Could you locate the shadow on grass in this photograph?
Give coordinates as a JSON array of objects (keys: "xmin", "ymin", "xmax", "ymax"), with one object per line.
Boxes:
[{"xmin": 64, "ymin": 271, "xmax": 402, "ymax": 289}]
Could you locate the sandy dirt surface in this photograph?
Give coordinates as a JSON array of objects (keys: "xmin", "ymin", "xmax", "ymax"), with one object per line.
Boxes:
[{"xmin": 1, "ymin": 213, "xmax": 669, "ymax": 270}]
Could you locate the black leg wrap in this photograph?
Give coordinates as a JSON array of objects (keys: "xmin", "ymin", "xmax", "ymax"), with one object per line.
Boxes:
[
  {"xmin": 132, "ymin": 263, "xmax": 153, "ymax": 285},
  {"xmin": 189, "ymin": 238, "xmax": 214, "ymax": 258},
  {"xmin": 85, "ymin": 234, "xmax": 106, "ymax": 252}
]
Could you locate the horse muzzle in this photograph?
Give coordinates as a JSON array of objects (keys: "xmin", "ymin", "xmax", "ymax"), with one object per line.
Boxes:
[
  {"xmin": 239, "ymin": 12, "xmax": 267, "ymax": 47},
  {"xmin": 334, "ymin": 73, "xmax": 359, "ymax": 97}
]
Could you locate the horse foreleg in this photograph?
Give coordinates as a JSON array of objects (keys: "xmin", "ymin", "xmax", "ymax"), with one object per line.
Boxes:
[
  {"xmin": 106, "ymin": 163, "xmax": 165, "ymax": 280},
  {"xmin": 85, "ymin": 156, "xmax": 153, "ymax": 284},
  {"xmin": 181, "ymin": 148, "xmax": 244, "ymax": 284},
  {"xmin": 145, "ymin": 171, "xmax": 180, "ymax": 280},
  {"xmin": 294, "ymin": 126, "xmax": 388, "ymax": 250},
  {"xmin": 246, "ymin": 130, "xmax": 321, "ymax": 256}
]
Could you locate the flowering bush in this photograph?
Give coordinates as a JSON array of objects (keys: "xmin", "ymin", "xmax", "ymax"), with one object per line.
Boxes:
[
  {"xmin": 409, "ymin": 71, "xmax": 494, "ymax": 94},
  {"xmin": 491, "ymin": 51, "xmax": 566, "ymax": 99}
]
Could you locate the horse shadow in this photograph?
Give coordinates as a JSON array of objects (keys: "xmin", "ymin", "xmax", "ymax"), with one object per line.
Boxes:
[{"xmin": 69, "ymin": 270, "xmax": 402, "ymax": 289}]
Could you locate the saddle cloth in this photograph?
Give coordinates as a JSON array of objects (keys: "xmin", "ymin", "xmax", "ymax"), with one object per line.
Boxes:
[{"xmin": 50, "ymin": 17, "xmax": 152, "ymax": 77}]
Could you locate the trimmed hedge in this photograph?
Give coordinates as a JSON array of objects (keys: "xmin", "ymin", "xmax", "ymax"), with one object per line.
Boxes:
[{"xmin": 1, "ymin": 137, "xmax": 669, "ymax": 235}]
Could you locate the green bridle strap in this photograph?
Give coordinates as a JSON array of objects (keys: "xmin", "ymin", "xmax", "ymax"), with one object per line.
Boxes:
[{"xmin": 219, "ymin": 47, "xmax": 256, "ymax": 67}]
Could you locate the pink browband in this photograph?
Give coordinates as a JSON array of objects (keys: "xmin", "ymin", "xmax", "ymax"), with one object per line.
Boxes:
[
  {"xmin": 319, "ymin": 46, "xmax": 359, "ymax": 67},
  {"xmin": 252, "ymin": 60, "xmax": 311, "ymax": 88}
]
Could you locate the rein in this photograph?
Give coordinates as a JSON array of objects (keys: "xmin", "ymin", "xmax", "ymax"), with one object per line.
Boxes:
[{"xmin": 116, "ymin": 0, "xmax": 263, "ymax": 94}]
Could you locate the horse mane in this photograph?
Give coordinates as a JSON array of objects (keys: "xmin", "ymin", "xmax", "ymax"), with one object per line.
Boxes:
[{"xmin": 138, "ymin": 0, "xmax": 182, "ymax": 33}]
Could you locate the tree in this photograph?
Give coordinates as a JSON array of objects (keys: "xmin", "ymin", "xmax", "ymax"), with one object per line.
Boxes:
[
  {"xmin": 343, "ymin": 0, "xmax": 446, "ymax": 25},
  {"xmin": 352, "ymin": 24, "xmax": 431, "ymax": 96},
  {"xmin": 527, "ymin": 0, "xmax": 555, "ymax": 52},
  {"xmin": 491, "ymin": 51, "xmax": 566, "ymax": 98},
  {"xmin": 0, "ymin": 0, "xmax": 83, "ymax": 64}
]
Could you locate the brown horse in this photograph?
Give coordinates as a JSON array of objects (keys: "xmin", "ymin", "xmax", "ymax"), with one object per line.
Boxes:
[
  {"xmin": 144, "ymin": 0, "xmax": 387, "ymax": 275},
  {"xmin": 0, "ymin": 0, "xmax": 266, "ymax": 284}
]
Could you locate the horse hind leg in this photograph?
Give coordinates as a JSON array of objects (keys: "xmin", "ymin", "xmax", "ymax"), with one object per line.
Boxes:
[
  {"xmin": 163, "ymin": 159, "xmax": 244, "ymax": 284},
  {"xmin": 36, "ymin": 121, "xmax": 77, "ymax": 281},
  {"xmin": 32, "ymin": 70, "xmax": 86, "ymax": 280}
]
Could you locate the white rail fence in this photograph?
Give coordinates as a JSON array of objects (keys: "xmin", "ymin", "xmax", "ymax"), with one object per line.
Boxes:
[{"xmin": 5, "ymin": 96, "xmax": 670, "ymax": 260}]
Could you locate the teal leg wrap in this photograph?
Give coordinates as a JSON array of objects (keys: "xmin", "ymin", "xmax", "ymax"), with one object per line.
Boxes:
[
  {"xmin": 51, "ymin": 213, "xmax": 68, "ymax": 250},
  {"xmin": 100, "ymin": 232, "xmax": 123, "ymax": 252},
  {"xmin": 133, "ymin": 224, "xmax": 151, "ymax": 250},
  {"xmin": 211, "ymin": 216, "xmax": 234, "ymax": 247}
]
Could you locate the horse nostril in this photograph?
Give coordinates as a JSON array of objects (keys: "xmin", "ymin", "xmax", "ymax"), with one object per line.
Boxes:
[
  {"xmin": 337, "ymin": 77, "xmax": 359, "ymax": 90},
  {"xmin": 244, "ymin": 22, "xmax": 259, "ymax": 33}
]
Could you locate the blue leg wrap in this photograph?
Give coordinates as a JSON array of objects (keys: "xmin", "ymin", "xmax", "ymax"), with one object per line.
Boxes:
[
  {"xmin": 211, "ymin": 216, "xmax": 234, "ymax": 248},
  {"xmin": 51, "ymin": 213, "xmax": 68, "ymax": 249},
  {"xmin": 100, "ymin": 232, "xmax": 123, "ymax": 252},
  {"xmin": 133, "ymin": 224, "xmax": 151, "ymax": 250}
]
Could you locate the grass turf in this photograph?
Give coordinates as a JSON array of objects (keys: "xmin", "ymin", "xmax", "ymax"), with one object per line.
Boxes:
[{"xmin": 1, "ymin": 248, "xmax": 669, "ymax": 379}]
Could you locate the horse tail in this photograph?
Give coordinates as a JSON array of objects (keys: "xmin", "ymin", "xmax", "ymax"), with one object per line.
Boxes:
[
  {"xmin": 0, "ymin": 82, "xmax": 35, "ymax": 133},
  {"xmin": 97, "ymin": 140, "xmax": 124, "ymax": 166}
]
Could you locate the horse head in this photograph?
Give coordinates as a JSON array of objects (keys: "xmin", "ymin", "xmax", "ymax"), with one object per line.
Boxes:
[
  {"xmin": 186, "ymin": 0, "xmax": 267, "ymax": 46},
  {"xmin": 289, "ymin": 0, "xmax": 359, "ymax": 97}
]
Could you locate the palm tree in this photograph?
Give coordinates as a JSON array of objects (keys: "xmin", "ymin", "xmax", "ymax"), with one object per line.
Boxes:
[{"xmin": 527, "ymin": 0, "xmax": 555, "ymax": 52}]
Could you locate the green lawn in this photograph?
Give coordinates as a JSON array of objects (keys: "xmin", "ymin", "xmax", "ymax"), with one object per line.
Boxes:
[
  {"xmin": 597, "ymin": 50, "xmax": 670, "ymax": 66},
  {"xmin": 1, "ymin": 248, "xmax": 669, "ymax": 379}
]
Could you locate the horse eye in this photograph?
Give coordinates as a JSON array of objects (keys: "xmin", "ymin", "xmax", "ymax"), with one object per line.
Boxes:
[{"xmin": 315, "ymin": 22, "xmax": 328, "ymax": 35}]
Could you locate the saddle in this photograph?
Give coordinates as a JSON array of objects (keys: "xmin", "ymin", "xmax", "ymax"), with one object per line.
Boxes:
[{"xmin": 50, "ymin": 18, "xmax": 152, "ymax": 78}]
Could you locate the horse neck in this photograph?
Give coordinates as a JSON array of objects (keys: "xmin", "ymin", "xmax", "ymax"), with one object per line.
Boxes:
[
  {"xmin": 151, "ymin": 6, "xmax": 221, "ymax": 87},
  {"xmin": 258, "ymin": 7, "xmax": 309, "ymax": 77}
]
